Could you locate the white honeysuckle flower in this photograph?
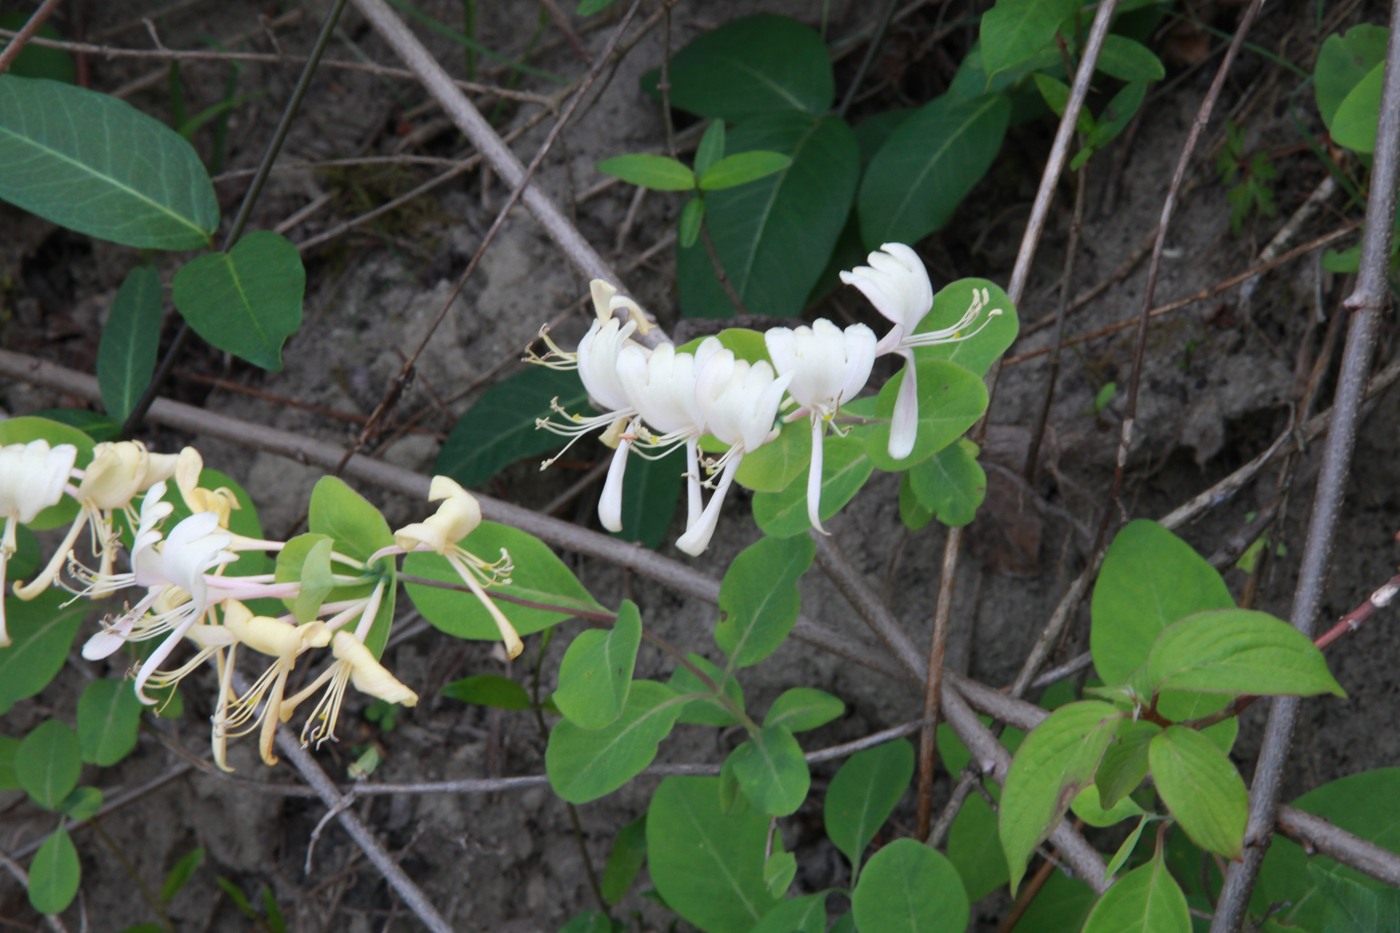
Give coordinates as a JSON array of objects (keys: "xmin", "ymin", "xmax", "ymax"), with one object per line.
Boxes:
[
  {"xmin": 840, "ymin": 244, "xmax": 1001, "ymax": 460},
  {"xmin": 173, "ymin": 447, "xmax": 240, "ymax": 527},
  {"xmin": 279, "ymin": 629, "xmax": 418, "ymax": 752},
  {"xmin": 382, "ymin": 476, "xmax": 522, "ymax": 658},
  {"xmin": 765, "ymin": 319, "xmax": 877, "ymax": 532},
  {"xmin": 14, "ymin": 440, "xmax": 180, "ymax": 602},
  {"xmin": 675, "ymin": 353, "xmax": 792, "ymax": 556},
  {"xmin": 0, "ymin": 439, "xmax": 79, "ymax": 646}
]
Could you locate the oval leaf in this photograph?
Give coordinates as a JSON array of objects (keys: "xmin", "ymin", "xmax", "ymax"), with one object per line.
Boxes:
[
  {"xmin": 716, "ymin": 534, "xmax": 814, "ymax": 667},
  {"xmin": 0, "ymin": 75, "xmax": 216, "ymax": 249},
  {"xmin": 764, "ymin": 687, "xmax": 844, "ymax": 733},
  {"xmin": 699, "ymin": 150, "xmax": 793, "ymax": 191},
  {"xmin": 729, "ymin": 725, "xmax": 810, "ymax": 816},
  {"xmin": 597, "ymin": 153, "xmax": 695, "ymax": 191},
  {"xmin": 553, "ymin": 600, "xmax": 642, "ymax": 729},
  {"xmin": 852, "ymin": 839, "xmax": 970, "ymax": 933},
  {"xmin": 858, "ymin": 92, "xmax": 1010, "ymax": 247},
  {"xmin": 77, "ymin": 678, "xmax": 142, "ymax": 766},
  {"xmin": 646, "ymin": 775, "xmax": 781, "ymax": 932},
  {"xmin": 979, "ymin": 0, "xmax": 1080, "ymax": 77},
  {"xmin": 1143, "ymin": 609, "xmax": 1346, "ymax": 699},
  {"xmin": 440, "ymin": 674, "xmax": 532, "ymax": 710},
  {"xmin": 855, "ymin": 359, "xmax": 989, "ymax": 472},
  {"xmin": 824, "ymin": 740, "xmax": 914, "ymax": 879},
  {"xmin": 1081, "ymin": 852, "xmax": 1190, "ymax": 933},
  {"xmin": 753, "ymin": 431, "xmax": 874, "ymax": 536},
  {"xmin": 1148, "ymin": 725, "xmax": 1247, "ymax": 859},
  {"xmin": 546, "ymin": 681, "xmax": 683, "ymax": 803},
  {"xmin": 1315, "ymin": 25, "xmax": 1388, "ymax": 129},
  {"xmin": 28, "ymin": 827, "xmax": 80, "ymax": 916},
  {"xmin": 172, "ymin": 230, "xmax": 304, "ymax": 371},
  {"xmin": 908, "ymin": 439, "xmax": 986, "ymax": 527},
  {"xmin": 0, "ymin": 589, "xmax": 85, "ymax": 713},
  {"xmin": 661, "ymin": 15, "xmax": 833, "ymax": 119},
  {"xmin": 17, "ymin": 721, "xmax": 81, "ymax": 811},
  {"xmin": 1095, "ymin": 35, "xmax": 1166, "ymax": 83},
  {"xmin": 1331, "ymin": 61, "xmax": 1383, "ymax": 154},
  {"xmin": 97, "ymin": 266, "xmax": 163, "ymax": 421},
  {"xmin": 912, "ymin": 279, "xmax": 1020, "ymax": 378}
]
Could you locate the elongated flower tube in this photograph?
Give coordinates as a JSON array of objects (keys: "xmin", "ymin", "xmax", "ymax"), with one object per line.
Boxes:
[
  {"xmin": 674, "ymin": 353, "xmax": 792, "ymax": 556},
  {"xmin": 386, "ymin": 475, "xmax": 522, "ymax": 658},
  {"xmin": 840, "ymin": 244, "xmax": 1001, "ymax": 459},
  {"xmin": 765, "ymin": 319, "xmax": 876, "ymax": 532},
  {"xmin": 0, "ymin": 440, "xmax": 79, "ymax": 645},
  {"xmin": 14, "ymin": 440, "xmax": 179, "ymax": 602},
  {"xmin": 279, "ymin": 629, "xmax": 418, "ymax": 751}
]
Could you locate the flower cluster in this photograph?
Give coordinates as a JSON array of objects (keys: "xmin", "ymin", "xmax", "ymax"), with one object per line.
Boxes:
[
  {"xmin": 0, "ymin": 439, "xmax": 513, "ymax": 769},
  {"xmin": 535, "ymin": 243, "xmax": 1002, "ymax": 552}
]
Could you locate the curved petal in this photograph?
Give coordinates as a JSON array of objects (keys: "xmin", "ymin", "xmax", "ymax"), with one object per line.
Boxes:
[
  {"xmin": 807, "ymin": 416, "xmax": 829, "ymax": 535},
  {"xmin": 675, "ymin": 455, "xmax": 742, "ymax": 557},
  {"xmin": 889, "ymin": 355, "xmax": 920, "ymax": 461},
  {"xmin": 598, "ymin": 435, "xmax": 632, "ymax": 533}
]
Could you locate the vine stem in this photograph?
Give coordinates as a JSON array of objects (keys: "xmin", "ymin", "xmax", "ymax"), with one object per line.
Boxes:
[{"xmin": 1210, "ymin": 1, "xmax": 1400, "ymax": 922}]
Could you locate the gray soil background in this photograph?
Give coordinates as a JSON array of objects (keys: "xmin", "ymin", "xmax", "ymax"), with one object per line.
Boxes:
[{"xmin": 1, "ymin": 0, "xmax": 1398, "ymax": 930}]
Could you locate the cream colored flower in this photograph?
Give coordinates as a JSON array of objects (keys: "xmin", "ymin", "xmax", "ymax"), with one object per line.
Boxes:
[{"xmin": 0, "ymin": 440, "xmax": 78, "ymax": 646}]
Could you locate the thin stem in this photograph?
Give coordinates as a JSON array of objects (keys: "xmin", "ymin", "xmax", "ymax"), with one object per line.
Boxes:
[
  {"xmin": 914, "ymin": 524, "xmax": 960, "ymax": 839},
  {"xmin": 0, "ymin": 0, "xmax": 63, "ymax": 74},
  {"xmin": 836, "ymin": 0, "xmax": 899, "ymax": 117}
]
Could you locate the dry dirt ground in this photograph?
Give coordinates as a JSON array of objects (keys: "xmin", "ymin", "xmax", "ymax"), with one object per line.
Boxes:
[{"xmin": 1, "ymin": 0, "xmax": 1398, "ymax": 930}]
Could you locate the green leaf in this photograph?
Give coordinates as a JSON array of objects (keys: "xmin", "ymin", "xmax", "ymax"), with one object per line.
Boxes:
[
  {"xmin": 699, "ymin": 150, "xmax": 793, "ymax": 191},
  {"xmin": 678, "ymin": 196, "xmax": 704, "ymax": 249},
  {"xmin": 1332, "ymin": 60, "xmax": 1384, "ymax": 153},
  {"xmin": 59, "ymin": 785, "xmax": 103, "ymax": 821},
  {"xmin": 668, "ymin": 654, "xmax": 746, "ymax": 727},
  {"xmin": 437, "ymin": 366, "xmax": 594, "ymax": 487},
  {"xmin": 0, "ymin": 590, "xmax": 86, "ymax": 713},
  {"xmin": 858, "ymin": 92, "xmax": 1010, "ymax": 247},
  {"xmin": 752, "ymin": 893, "xmax": 827, "ymax": 933},
  {"xmin": 600, "ymin": 815, "xmax": 646, "ymax": 905},
  {"xmin": 1311, "ymin": 862, "xmax": 1400, "ymax": 932},
  {"xmin": 1143, "ymin": 609, "xmax": 1346, "ymax": 699},
  {"xmin": 546, "ymin": 681, "xmax": 684, "ymax": 803},
  {"xmin": 753, "ymin": 431, "xmax": 873, "ymax": 536},
  {"xmin": 852, "ymin": 839, "xmax": 970, "ymax": 933},
  {"xmin": 1149, "ymin": 726, "xmax": 1247, "ymax": 859},
  {"xmin": 1096, "ymin": 35, "xmax": 1166, "ymax": 83},
  {"xmin": 1081, "ymin": 852, "xmax": 1190, "ymax": 933},
  {"xmin": 947, "ymin": 792, "xmax": 1008, "ymax": 900},
  {"xmin": 1103, "ymin": 816, "xmax": 1150, "ymax": 881},
  {"xmin": 97, "ymin": 266, "xmax": 163, "ymax": 422},
  {"xmin": 554, "ymin": 600, "xmax": 642, "ymax": 729},
  {"xmin": 17, "ymin": 721, "xmax": 82, "ymax": 811},
  {"xmin": 0, "ymin": 736, "xmax": 19, "ymax": 789},
  {"xmin": 660, "ymin": 15, "xmax": 833, "ymax": 119},
  {"xmin": 1094, "ymin": 719, "xmax": 1160, "ymax": 809},
  {"xmin": 824, "ymin": 740, "xmax": 914, "ymax": 880},
  {"xmin": 596, "ymin": 153, "xmax": 695, "ymax": 191},
  {"xmin": 1258, "ymin": 769, "xmax": 1400, "ymax": 931},
  {"xmin": 646, "ymin": 776, "xmax": 781, "ymax": 932},
  {"xmin": 0, "ymin": 75, "xmax": 216, "ymax": 249},
  {"xmin": 735, "ymin": 416, "xmax": 812, "ymax": 492},
  {"xmin": 0, "ymin": 18, "xmax": 75, "ymax": 83},
  {"xmin": 910, "ymin": 278, "xmax": 1020, "ymax": 378},
  {"xmin": 1081, "ymin": 81, "xmax": 1148, "ymax": 155},
  {"xmin": 899, "ymin": 473, "xmax": 935, "ymax": 531},
  {"xmin": 614, "ymin": 443, "xmax": 682, "ymax": 548},
  {"xmin": 1315, "ymin": 25, "xmax": 1388, "ymax": 130},
  {"xmin": 160, "ymin": 848, "xmax": 205, "ymax": 904},
  {"xmin": 576, "ymin": 0, "xmax": 618, "ymax": 15},
  {"xmin": 678, "ymin": 113, "xmax": 859, "ymax": 319},
  {"xmin": 855, "ymin": 359, "xmax": 989, "ymax": 472},
  {"xmin": 307, "ymin": 477, "xmax": 396, "ymax": 655},
  {"xmin": 1000, "ymin": 701, "xmax": 1123, "ymax": 892},
  {"xmin": 764, "ymin": 850, "xmax": 797, "ymax": 898},
  {"xmin": 764, "ymin": 687, "xmax": 844, "ymax": 733},
  {"xmin": 1071, "ymin": 784, "xmax": 1146, "ymax": 828},
  {"xmin": 77, "ymin": 679, "xmax": 142, "ymax": 766},
  {"xmin": 440, "ymin": 674, "xmax": 532, "ymax": 710},
  {"xmin": 1033, "ymin": 74, "xmax": 1094, "ymax": 134},
  {"xmin": 694, "ymin": 120, "xmax": 727, "ymax": 176},
  {"xmin": 28, "ymin": 827, "xmax": 79, "ymax": 915},
  {"xmin": 908, "ymin": 439, "xmax": 986, "ymax": 527},
  {"xmin": 979, "ymin": 0, "xmax": 1080, "ymax": 77},
  {"xmin": 559, "ymin": 910, "xmax": 614, "ymax": 933},
  {"xmin": 0, "ymin": 417, "xmax": 96, "ymax": 531},
  {"xmin": 172, "ymin": 231, "xmax": 304, "ymax": 371},
  {"xmin": 729, "ymin": 725, "xmax": 810, "ymax": 816},
  {"xmin": 275, "ymin": 534, "xmax": 336, "ymax": 624},
  {"xmin": 405, "ymin": 522, "xmax": 603, "ymax": 644},
  {"xmin": 715, "ymin": 534, "xmax": 814, "ymax": 667},
  {"xmin": 1091, "ymin": 520, "xmax": 1233, "ymax": 687}
]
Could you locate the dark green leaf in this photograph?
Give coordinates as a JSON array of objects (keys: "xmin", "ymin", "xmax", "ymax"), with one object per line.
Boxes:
[
  {"xmin": 160, "ymin": 848, "xmax": 205, "ymax": 904},
  {"xmin": 1315, "ymin": 25, "xmax": 1388, "ymax": 130},
  {"xmin": 1095, "ymin": 35, "xmax": 1166, "ymax": 83},
  {"xmin": 1094, "ymin": 719, "xmax": 1160, "ymax": 809},
  {"xmin": 979, "ymin": 0, "xmax": 1080, "ymax": 77},
  {"xmin": 559, "ymin": 911, "xmax": 613, "ymax": 933},
  {"xmin": 77, "ymin": 679, "xmax": 142, "ymax": 766},
  {"xmin": 554, "ymin": 600, "xmax": 642, "ymax": 729},
  {"xmin": 59, "ymin": 785, "xmax": 102, "ymax": 821},
  {"xmin": 699, "ymin": 151, "xmax": 793, "ymax": 191},
  {"xmin": 715, "ymin": 534, "xmax": 814, "ymax": 667},
  {"xmin": 437, "ymin": 366, "xmax": 594, "ymax": 487},
  {"xmin": 660, "ymin": 15, "xmax": 833, "ymax": 119},
  {"xmin": 172, "ymin": 231, "xmax": 304, "ymax": 371},
  {"xmin": 0, "ymin": 736, "xmax": 19, "ymax": 789},
  {"xmin": 600, "ymin": 815, "xmax": 646, "ymax": 905},
  {"xmin": 1081, "ymin": 852, "xmax": 1190, "ymax": 933},
  {"xmin": 678, "ymin": 114, "xmax": 859, "ymax": 319},
  {"xmin": 0, "ymin": 590, "xmax": 86, "ymax": 713},
  {"xmin": 948, "ymin": 792, "xmax": 1010, "ymax": 900},
  {"xmin": 763, "ymin": 687, "xmax": 844, "ymax": 733},
  {"xmin": 1149, "ymin": 726, "xmax": 1247, "ymax": 859},
  {"xmin": 0, "ymin": 75, "xmax": 217, "ymax": 249},
  {"xmin": 851, "ymin": 839, "xmax": 970, "ymax": 933},
  {"xmin": 440, "ymin": 675, "xmax": 532, "ymax": 710},
  {"xmin": 596, "ymin": 153, "xmax": 695, "ymax": 191},
  {"xmin": 614, "ymin": 443, "xmax": 682, "ymax": 548},
  {"xmin": 97, "ymin": 266, "xmax": 163, "ymax": 422},
  {"xmin": 546, "ymin": 681, "xmax": 684, "ymax": 802},
  {"xmin": 1000, "ymin": 701, "xmax": 1122, "ymax": 892},
  {"xmin": 0, "ymin": 19, "xmax": 75, "ymax": 83},
  {"xmin": 858, "ymin": 92, "xmax": 1009, "ymax": 246},
  {"xmin": 1312, "ymin": 862, "xmax": 1400, "ymax": 932},
  {"xmin": 647, "ymin": 776, "xmax": 781, "ymax": 932},
  {"xmin": 899, "ymin": 473, "xmax": 935, "ymax": 531},
  {"xmin": 752, "ymin": 893, "xmax": 827, "ymax": 933},
  {"xmin": 17, "ymin": 721, "xmax": 81, "ymax": 811},
  {"xmin": 28, "ymin": 827, "xmax": 79, "ymax": 915},
  {"xmin": 576, "ymin": 0, "xmax": 618, "ymax": 15},
  {"xmin": 1332, "ymin": 61, "xmax": 1383, "ymax": 153},
  {"xmin": 824, "ymin": 740, "xmax": 914, "ymax": 879},
  {"xmin": 729, "ymin": 725, "xmax": 810, "ymax": 816},
  {"xmin": 668, "ymin": 654, "xmax": 746, "ymax": 727}
]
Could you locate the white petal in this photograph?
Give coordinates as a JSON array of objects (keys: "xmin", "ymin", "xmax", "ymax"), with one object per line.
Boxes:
[
  {"xmin": 675, "ymin": 456, "xmax": 742, "ymax": 556},
  {"xmin": 807, "ymin": 416, "xmax": 829, "ymax": 535},
  {"xmin": 598, "ymin": 438, "xmax": 631, "ymax": 533},
  {"xmin": 889, "ymin": 357, "xmax": 920, "ymax": 461}
]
